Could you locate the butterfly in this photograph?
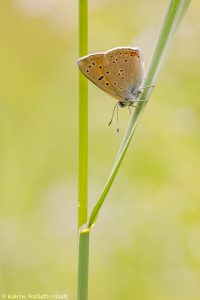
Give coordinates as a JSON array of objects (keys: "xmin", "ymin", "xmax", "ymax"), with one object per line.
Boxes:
[{"xmin": 77, "ymin": 47, "xmax": 148, "ymax": 130}]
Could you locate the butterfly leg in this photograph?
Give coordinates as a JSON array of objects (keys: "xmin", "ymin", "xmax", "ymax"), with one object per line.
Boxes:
[
  {"xmin": 141, "ymin": 85, "xmax": 155, "ymax": 90},
  {"xmin": 133, "ymin": 99, "xmax": 148, "ymax": 103}
]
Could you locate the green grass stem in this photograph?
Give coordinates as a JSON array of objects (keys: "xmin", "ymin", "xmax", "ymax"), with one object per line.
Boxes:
[
  {"xmin": 77, "ymin": 1, "xmax": 89, "ymax": 300},
  {"xmin": 78, "ymin": 0, "xmax": 88, "ymax": 228},
  {"xmin": 77, "ymin": 232, "xmax": 90, "ymax": 300}
]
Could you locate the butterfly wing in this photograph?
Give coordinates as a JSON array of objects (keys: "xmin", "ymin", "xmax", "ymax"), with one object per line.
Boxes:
[
  {"xmin": 77, "ymin": 53, "xmax": 120, "ymax": 100},
  {"xmin": 103, "ymin": 47, "xmax": 145, "ymax": 99}
]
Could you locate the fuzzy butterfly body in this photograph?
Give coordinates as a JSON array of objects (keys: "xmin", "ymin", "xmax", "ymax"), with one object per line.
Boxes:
[{"xmin": 77, "ymin": 47, "xmax": 145, "ymax": 107}]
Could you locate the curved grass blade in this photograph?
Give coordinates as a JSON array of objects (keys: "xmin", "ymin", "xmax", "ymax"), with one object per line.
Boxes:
[{"xmin": 88, "ymin": 0, "xmax": 191, "ymax": 229}]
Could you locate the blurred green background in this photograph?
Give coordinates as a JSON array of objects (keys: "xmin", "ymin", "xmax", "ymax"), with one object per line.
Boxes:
[{"xmin": 1, "ymin": 0, "xmax": 200, "ymax": 299}]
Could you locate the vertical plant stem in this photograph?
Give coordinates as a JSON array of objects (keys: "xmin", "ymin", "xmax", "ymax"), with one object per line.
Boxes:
[
  {"xmin": 78, "ymin": 0, "xmax": 88, "ymax": 227},
  {"xmin": 78, "ymin": 1, "xmax": 89, "ymax": 300},
  {"xmin": 77, "ymin": 232, "xmax": 90, "ymax": 300}
]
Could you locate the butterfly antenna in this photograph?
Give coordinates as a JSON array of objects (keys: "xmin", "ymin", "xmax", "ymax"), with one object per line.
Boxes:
[
  {"xmin": 128, "ymin": 106, "xmax": 132, "ymax": 115},
  {"xmin": 116, "ymin": 104, "xmax": 119, "ymax": 133},
  {"xmin": 108, "ymin": 102, "xmax": 118, "ymax": 127}
]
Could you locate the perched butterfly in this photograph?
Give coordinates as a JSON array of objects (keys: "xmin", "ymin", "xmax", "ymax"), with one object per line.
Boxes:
[{"xmin": 77, "ymin": 47, "xmax": 149, "ymax": 130}]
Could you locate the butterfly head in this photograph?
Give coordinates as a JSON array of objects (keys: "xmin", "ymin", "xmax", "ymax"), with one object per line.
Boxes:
[{"xmin": 118, "ymin": 86, "xmax": 142, "ymax": 107}]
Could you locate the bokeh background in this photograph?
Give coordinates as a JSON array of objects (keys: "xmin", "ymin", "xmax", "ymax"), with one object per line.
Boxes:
[{"xmin": 1, "ymin": 0, "xmax": 200, "ymax": 299}]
